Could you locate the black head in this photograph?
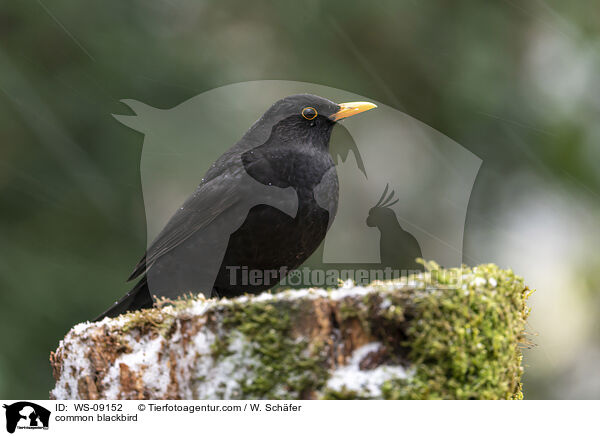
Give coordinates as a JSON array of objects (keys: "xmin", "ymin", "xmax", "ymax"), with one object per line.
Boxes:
[{"xmin": 256, "ymin": 94, "xmax": 377, "ymax": 147}]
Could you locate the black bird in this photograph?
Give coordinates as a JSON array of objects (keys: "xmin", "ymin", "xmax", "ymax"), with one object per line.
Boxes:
[{"xmin": 95, "ymin": 94, "xmax": 376, "ymax": 320}]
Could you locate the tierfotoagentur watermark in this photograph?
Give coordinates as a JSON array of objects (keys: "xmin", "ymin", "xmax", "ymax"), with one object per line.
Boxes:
[{"xmin": 226, "ymin": 265, "xmax": 464, "ymax": 288}]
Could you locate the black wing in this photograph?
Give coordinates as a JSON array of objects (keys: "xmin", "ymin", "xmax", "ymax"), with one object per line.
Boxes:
[{"xmin": 128, "ymin": 174, "xmax": 241, "ymax": 281}]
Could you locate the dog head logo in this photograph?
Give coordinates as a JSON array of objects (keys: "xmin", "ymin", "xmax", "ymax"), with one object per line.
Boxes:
[{"xmin": 3, "ymin": 402, "xmax": 50, "ymax": 433}]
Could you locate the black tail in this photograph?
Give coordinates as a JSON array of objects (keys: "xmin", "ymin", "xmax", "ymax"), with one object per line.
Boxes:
[{"xmin": 93, "ymin": 276, "xmax": 154, "ymax": 322}]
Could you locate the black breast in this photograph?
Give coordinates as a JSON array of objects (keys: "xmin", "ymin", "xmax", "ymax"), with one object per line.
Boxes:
[{"xmin": 212, "ymin": 142, "xmax": 337, "ymax": 297}]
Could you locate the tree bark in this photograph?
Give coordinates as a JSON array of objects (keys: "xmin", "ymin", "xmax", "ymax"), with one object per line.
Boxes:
[{"xmin": 50, "ymin": 263, "xmax": 532, "ymax": 399}]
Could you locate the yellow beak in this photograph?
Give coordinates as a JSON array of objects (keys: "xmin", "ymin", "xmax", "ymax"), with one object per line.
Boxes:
[{"xmin": 330, "ymin": 101, "xmax": 377, "ymax": 121}]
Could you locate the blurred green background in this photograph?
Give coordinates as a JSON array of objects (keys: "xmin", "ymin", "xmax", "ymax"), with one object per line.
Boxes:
[{"xmin": 1, "ymin": 1, "xmax": 599, "ymax": 399}]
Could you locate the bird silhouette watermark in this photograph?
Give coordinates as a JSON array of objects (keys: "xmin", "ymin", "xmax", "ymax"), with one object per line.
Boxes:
[
  {"xmin": 366, "ymin": 183, "xmax": 423, "ymax": 271},
  {"xmin": 95, "ymin": 81, "xmax": 481, "ymax": 319}
]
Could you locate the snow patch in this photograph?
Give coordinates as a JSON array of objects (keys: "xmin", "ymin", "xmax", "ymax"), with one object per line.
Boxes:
[
  {"xmin": 103, "ymin": 335, "xmax": 169, "ymax": 399},
  {"xmin": 193, "ymin": 331, "xmax": 260, "ymax": 399},
  {"xmin": 471, "ymin": 277, "xmax": 487, "ymax": 288},
  {"xmin": 326, "ymin": 342, "xmax": 410, "ymax": 398}
]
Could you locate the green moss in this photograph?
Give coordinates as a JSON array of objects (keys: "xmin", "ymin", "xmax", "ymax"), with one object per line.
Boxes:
[
  {"xmin": 118, "ymin": 309, "xmax": 175, "ymax": 338},
  {"xmin": 319, "ymin": 262, "xmax": 532, "ymax": 399},
  {"xmin": 212, "ymin": 262, "xmax": 531, "ymax": 400},
  {"xmin": 380, "ymin": 262, "xmax": 532, "ymax": 399},
  {"xmin": 216, "ymin": 300, "xmax": 329, "ymax": 399},
  {"xmin": 117, "ymin": 295, "xmax": 196, "ymax": 338},
  {"xmin": 210, "ymin": 336, "xmax": 233, "ymax": 359},
  {"xmin": 322, "ymin": 386, "xmax": 373, "ymax": 400}
]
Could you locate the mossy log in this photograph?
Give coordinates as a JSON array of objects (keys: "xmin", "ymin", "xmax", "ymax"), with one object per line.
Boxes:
[{"xmin": 50, "ymin": 263, "xmax": 532, "ymax": 400}]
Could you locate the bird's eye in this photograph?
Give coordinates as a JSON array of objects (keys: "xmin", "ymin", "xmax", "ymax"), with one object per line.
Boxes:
[{"xmin": 301, "ymin": 107, "xmax": 317, "ymax": 120}]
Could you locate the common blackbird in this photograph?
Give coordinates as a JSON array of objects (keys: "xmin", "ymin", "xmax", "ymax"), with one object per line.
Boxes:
[{"xmin": 95, "ymin": 94, "xmax": 376, "ymax": 320}]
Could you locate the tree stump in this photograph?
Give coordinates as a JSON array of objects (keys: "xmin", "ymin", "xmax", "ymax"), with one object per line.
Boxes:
[{"xmin": 50, "ymin": 263, "xmax": 532, "ymax": 399}]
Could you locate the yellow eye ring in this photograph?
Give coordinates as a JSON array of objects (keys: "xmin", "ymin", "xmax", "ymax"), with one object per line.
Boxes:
[{"xmin": 301, "ymin": 107, "xmax": 318, "ymax": 120}]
